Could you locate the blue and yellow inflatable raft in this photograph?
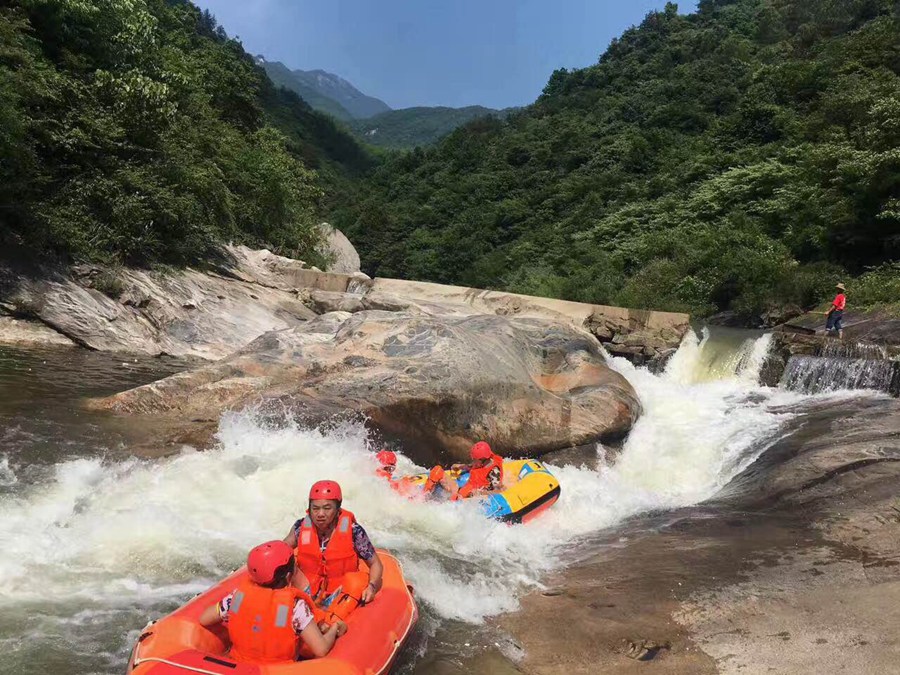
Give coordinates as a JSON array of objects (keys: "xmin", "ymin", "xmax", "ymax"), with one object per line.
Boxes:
[{"xmin": 401, "ymin": 459, "xmax": 561, "ymax": 524}]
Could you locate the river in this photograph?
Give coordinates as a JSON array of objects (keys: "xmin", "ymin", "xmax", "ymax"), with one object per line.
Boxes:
[{"xmin": 0, "ymin": 328, "xmax": 876, "ymax": 674}]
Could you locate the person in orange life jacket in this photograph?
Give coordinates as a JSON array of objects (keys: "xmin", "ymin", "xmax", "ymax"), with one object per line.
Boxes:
[
  {"xmin": 444, "ymin": 441, "xmax": 503, "ymax": 500},
  {"xmin": 826, "ymin": 283, "xmax": 847, "ymax": 339},
  {"xmin": 283, "ymin": 480, "xmax": 385, "ymax": 620},
  {"xmin": 198, "ymin": 540, "xmax": 346, "ymax": 662},
  {"xmin": 423, "ymin": 465, "xmax": 445, "ymax": 495},
  {"xmin": 375, "ymin": 449, "xmax": 397, "ymax": 480}
]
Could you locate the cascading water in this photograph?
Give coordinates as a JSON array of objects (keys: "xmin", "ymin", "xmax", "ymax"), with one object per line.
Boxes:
[
  {"xmin": 779, "ymin": 340, "xmax": 900, "ymax": 396},
  {"xmin": 0, "ymin": 330, "xmax": 866, "ymax": 674},
  {"xmin": 664, "ymin": 326, "xmax": 773, "ymax": 385}
]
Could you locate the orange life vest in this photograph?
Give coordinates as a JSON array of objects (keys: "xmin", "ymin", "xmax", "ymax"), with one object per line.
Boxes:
[
  {"xmin": 458, "ymin": 453, "xmax": 504, "ymax": 498},
  {"xmin": 227, "ymin": 578, "xmax": 311, "ymax": 663},
  {"xmin": 295, "ymin": 509, "xmax": 359, "ymax": 598}
]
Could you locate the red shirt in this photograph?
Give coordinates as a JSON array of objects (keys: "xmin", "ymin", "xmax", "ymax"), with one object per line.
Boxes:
[{"xmin": 832, "ymin": 293, "xmax": 846, "ymax": 311}]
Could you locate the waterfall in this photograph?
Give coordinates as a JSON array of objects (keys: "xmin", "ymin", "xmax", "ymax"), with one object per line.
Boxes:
[
  {"xmin": 780, "ymin": 349, "xmax": 900, "ymax": 396},
  {"xmin": 664, "ymin": 328, "xmax": 773, "ymax": 385},
  {"xmin": 346, "ymin": 277, "xmax": 371, "ymax": 295}
]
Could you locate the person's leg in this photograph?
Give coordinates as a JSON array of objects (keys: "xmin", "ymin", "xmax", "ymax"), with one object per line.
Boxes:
[
  {"xmin": 324, "ymin": 571, "xmax": 370, "ymax": 624},
  {"xmin": 836, "ymin": 314, "xmax": 843, "ymax": 339}
]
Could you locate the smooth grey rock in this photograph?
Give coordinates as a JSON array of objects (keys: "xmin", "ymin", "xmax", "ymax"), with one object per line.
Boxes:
[{"xmin": 93, "ymin": 311, "xmax": 641, "ymax": 460}]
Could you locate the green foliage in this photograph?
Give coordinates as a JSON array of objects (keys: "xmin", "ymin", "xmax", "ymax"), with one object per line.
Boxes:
[
  {"xmin": 0, "ymin": 0, "xmax": 371, "ymax": 266},
  {"xmin": 340, "ymin": 0, "xmax": 900, "ymax": 318},
  {"xmin": 851, "ymin": 263, "xmax": 900, "ymax": 309},
  {"xmin": 349, "ymin": 106, "xmax": 516, "ymax": 150}
]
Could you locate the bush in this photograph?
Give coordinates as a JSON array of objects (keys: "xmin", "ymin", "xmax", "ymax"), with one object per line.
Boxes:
[{"xmin": 851, "ymin": 263, "xmax": 900, "ymax": 310}]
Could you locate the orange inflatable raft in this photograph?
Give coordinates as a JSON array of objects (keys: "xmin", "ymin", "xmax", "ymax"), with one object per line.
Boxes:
[{"xmin": 127, "ymin": 551, "xmax": 417, "ymax": 675}]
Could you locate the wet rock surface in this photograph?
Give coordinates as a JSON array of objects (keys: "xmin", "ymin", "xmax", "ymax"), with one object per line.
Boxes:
[
  {"xmin": 91, "ymin": 311, "xmax": 641, "ymax": 461},
  {"xmin": 501, "ymin": 396, "xmax": 900, "ymax": 674}
]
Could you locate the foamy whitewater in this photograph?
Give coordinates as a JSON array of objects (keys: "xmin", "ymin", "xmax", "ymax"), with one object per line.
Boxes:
[{"xmin": 0, "ymin": 329, "xmax": 867, "ymax": 673}]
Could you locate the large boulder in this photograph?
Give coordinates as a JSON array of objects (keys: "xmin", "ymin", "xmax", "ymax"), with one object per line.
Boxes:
[
  {"xmin": 92, "ymin": 311, "xmax": 641, "ymax": 460},
  {"xmin": 318, "ymin": 223, "xmax": 361, "ymax": 275}
]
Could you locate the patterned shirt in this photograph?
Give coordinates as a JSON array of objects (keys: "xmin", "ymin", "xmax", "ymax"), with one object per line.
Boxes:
[
  {"xmin": 291, "ymin": 520, "xmax": 376, "ymax": 561},
  {"xmin": 217, "ymin": 591, "xmax": 314, "ymax": 634}
]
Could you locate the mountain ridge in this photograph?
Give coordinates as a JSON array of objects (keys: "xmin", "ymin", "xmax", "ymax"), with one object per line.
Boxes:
[
  {"xmin": 257, "ymin": 57, "xmax": 513, "ymax": 148},
  {"xmin": 258, "ymin": 58, "xmax": 390, "ymax": 120},
  {"xmin": 351, "ymin": 105, "xmax": 516, "ymax": 149}
]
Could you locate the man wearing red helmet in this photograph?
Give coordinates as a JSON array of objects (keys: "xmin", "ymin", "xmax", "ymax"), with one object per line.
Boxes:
[
  {"xmin": 284, "ymin": 480, "xmax": 384, "ymax": 623},
  {"xmin": 199, "ymin": 540, "xmax": 345, "ymax": 662},
  {"xmin": 446, "ymin": 441, "xmax": 504, "ymax": 500}
]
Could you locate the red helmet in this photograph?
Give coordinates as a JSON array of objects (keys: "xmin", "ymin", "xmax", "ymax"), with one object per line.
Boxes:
[
  {"xmin": 309, "ymin": 480, "xmax": 343, "ymax": 502},
  {"xmin": 470, "ymin": 441, "xmax": 493, "ymax": 461},
  {"xmin": 376, "ymin": 449, "xmax": 397, "ymax": 466},
  {"xmin": 247, "ymin": 540, "xmax": 294, "ymax": 585}
]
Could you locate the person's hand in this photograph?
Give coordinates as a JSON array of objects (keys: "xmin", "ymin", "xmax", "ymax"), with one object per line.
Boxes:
[
  {"xmin": 361, "ymin": 582, "xmax": 378, "ymax": 604},
  {"xmin": 334, "ymin": 620, "xmax": 348, "ymax": 637}
]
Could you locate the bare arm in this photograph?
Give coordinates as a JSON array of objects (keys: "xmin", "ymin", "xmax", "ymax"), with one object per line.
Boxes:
[
  {"xmin": 361, "ymin": 551, "xmax": 384, "ymax": 603},
  {"xmin": 283, "ymin": 523, "xmax": 299, "ymax": 548},
  {"xmin": 299, "ymin": 621, "xmax": 340, "ymax": 658},
  {"xmin": 199, "ymin": 603, "xmax": 222, "ymax": 628}
]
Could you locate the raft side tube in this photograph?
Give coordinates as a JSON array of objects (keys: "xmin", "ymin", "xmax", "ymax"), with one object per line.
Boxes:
[{"xmin": 129, "ymin": 552, "xmax": 417, "ymax": 675}]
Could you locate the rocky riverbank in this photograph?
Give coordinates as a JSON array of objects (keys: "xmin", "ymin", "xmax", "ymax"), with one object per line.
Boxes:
[
  {"xmin": 0, "ymin": 247, "xmax": 689, "ymax": 365},
  {"xmin": 500, "ymin": 395, "xmax": 900, "ymax": 674},
  {"xmin": 0, "ymin": 245, "xmax": 690, "ymax": 458}
]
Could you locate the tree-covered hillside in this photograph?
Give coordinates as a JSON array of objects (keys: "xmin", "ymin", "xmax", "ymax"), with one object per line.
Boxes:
[
  {"xmin": 0, "ymin": 0, "xmax": 372, "ymax": 267},
  {"xmin": 338, "ymin": 0, "xmax": 900, "ymax": 318},
  {"xmin": 350, "ymin": 106, "xmax": 515, "ymax": 150}
]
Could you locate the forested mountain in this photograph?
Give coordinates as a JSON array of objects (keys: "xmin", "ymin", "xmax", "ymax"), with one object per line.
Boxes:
[
  {"xmin": 258, "ymin": 57, "xmax": 513, "ymax": 149},
  {"xmin": 0, "ymin": 0, "xmax": 372, "ymax": 267},
  {"xmin": 294, "ymin": 68, "xmax": 391, "ymax": 119},
  {"xmin": 258, "ymin": 59, "xmax": 391, "ymax": 121},
  {"xmin": 338, "ymin": 0, "xmax": 900, "ymax": 317},
  {"xmin": 259, "ymin": 59, "xmax": 355, "ymax": 121},
  {"xmin": 350, "ymin": 106, "xmax": 516, "ymax": 149}
]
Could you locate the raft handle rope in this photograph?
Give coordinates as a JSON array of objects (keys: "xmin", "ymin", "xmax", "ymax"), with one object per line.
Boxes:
[{"xmin": 131, "ymin": 656, "xmax": 225, "ymax": 675}]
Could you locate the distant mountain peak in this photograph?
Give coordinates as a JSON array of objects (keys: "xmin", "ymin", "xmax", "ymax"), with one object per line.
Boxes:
[{"xmin": 257, "ymin": 57, "xmax": 390, "ymax": 120}]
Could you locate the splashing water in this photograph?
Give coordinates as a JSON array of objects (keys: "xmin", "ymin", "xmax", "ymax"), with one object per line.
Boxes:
[{"xmin": 0, "ymin": 330, "xmax": 858, "ymax": 673}]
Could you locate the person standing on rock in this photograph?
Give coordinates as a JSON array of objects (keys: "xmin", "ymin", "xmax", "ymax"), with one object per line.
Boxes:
[
  {"xmin": 445, "ymin": 441, "xmax": 504, "ymax": 500},
  {"xmin": 283, "ymin": 480, "xmax": 384, "ymax": 626},
  {"xmin": 825, "ymin": 283, "xmax": 846, "ymax": 339}
]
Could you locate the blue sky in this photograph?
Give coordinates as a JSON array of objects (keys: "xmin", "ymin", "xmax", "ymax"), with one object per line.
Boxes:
[{"xmin": 193, "ymin": 0, "xmax": 699, "ymax": 110}]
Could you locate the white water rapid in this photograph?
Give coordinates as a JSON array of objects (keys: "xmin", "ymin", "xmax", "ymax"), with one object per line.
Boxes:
[{"xmin": 0, "ymin": 329, "xmax": 869, "ymax": 674}]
